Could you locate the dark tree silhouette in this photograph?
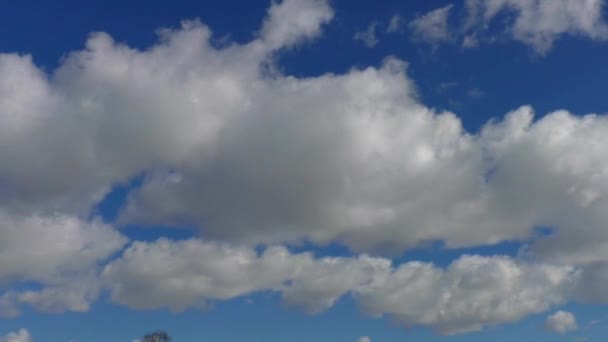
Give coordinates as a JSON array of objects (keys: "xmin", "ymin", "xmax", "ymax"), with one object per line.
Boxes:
[{"xmin": 142, "ymin": 330, "xmax": 172, "ymax": 342}]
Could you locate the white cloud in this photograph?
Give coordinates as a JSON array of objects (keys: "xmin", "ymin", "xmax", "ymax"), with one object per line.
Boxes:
[
  {"xmin": 545, "ymin": 310, "xmax": 578, "ymax": 333},
  {"xmin": 103, "ymin": 238, "xmax": 579, "ymax": 334},
  {"xmin": 0, "ymin": 274, "xmax": 101, "ymax": 317},
  {"xmin": 0, "ymin": 212, "xmax": 125, "ymax": 317},
  {"xmin": 102, "ymin": 239, "xmax": 303, "ymax": 311},
  {"xmin": 354, "ymin": 22, "xmax": 380, "ymax": 48},
  {"xmin": 480, "ymin": 107, "xmax": 608, "ymax": 265},
  {"xmin": 0, "ymin": 329, "xmax": 31, "ymax": 342},
  {"xmin": 3, "ymin": 0, "xmax": 608, "ymax": 265},
  {"xmin": 355, "ymin": 255, "xmax": 577, "ymax": 335},
  {"xmin": 4, "ymin": 0, "xmax": 608, "ymax": 268},
  {"xmin": 0, "ymin": 212, "xmax": 125, "ymax": 285},
  {"xmin": 281, "ymin": 254, "xmax": 391, "ymax": 313},
  {"xmin": 0, "ymin": 1, "xmax": 334, "ymax": 215},
  {"xmin": 409, "ymin": 5, "xmax": 454, "ymax": 46},
  {"xmin": 464, "ymin": 0, "xmax": 608, "ymax": 53},
  {"xmin": 0, "ymin": 0, "xmax": 334, "ymax": 316},
  {"xmin": 2, "ymin": 0, "xmax": 608, "ymax": 333},
  {"xmin": 259, "ymin": 0, "xmax": 334, "ymax": 51},
  {"xmin": 357, "ymin": 337, "xmax": 371, "ymax": 342},
  {"xmin": 102, "ymin": 238, "xmax": 391, "ymax": 312}
]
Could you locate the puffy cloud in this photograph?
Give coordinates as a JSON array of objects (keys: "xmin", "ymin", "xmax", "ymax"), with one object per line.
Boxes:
[
  {"xmin": 357, "ymin": 337, "xmax": 371, "ymax": 342},
  {"xmin": 281, "ymin": 254, "xmax": 391, "ymax": 313},
  {"xmin": 1, "ymin": 0, "xmax": 608, "ymax": 263},
  {"xmin": 103, "ymin": 238, "xmax": 579, "ymax": 334},
  {"xmin": 2, "ymin": 0, "xmax": 608, "ymax": 267},
  {"xmin": 118, "ymin": 56, "xmax": 494, "ymax": 251},
  {"xmin": 480, "ymin": 107, "xmax": 608, "ymax": 265},
  {"xmin": 259, "ymin": 0, "xmax": 333, "ymax": 51},
  {"xmin": 355, "ymin": 255, "xmax": 578, "ymax": 335},
  {"xmin": 409, "ymin": 5, "xmax": 454, "ymax": 46},
  {"xmin": 0, "ymin": 0, "xmax": 333, "ymax": 215},
  {"xmin": 464, "ymin": 0, "xmax": 608, "ymax": 53},
  {"xmin": 0, "ymin": 212, "xmax": 125, "ymax": 285},
  {"xmin": 102, "ymin": 238, "xmax": 391, "ymax": 312},
  {"xmin": 2, "ymin": 0, "xmax": 608, "ymax": 333},
  {"xmin": 0, "ymin": 330, "xmax": 31, "ymax": 342},
  {"xmin": 102, "ymin": 239, "xmax": 304, "ymax": 311},
  {"xmin": 0, "ymin": 0, "xmax": 336, "ymax": 316},
  {"xmin": 114, "ymin": 57, "xmax": 608, "ymax": 267},
  {"xmin": 0, "ymin": 212, "xmax": 125, "ymax": 317},
  {"xmin": 545, "ymin": 310, "xmax": 578, "ymax": 333},
  {"xmin": 0, "ymin": 274, "xmax": 102, "ymax": 317}
]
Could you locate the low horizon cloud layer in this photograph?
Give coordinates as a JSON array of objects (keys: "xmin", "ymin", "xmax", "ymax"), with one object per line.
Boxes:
[{"xmin": 1, "ymin": 0, "xmax": 608, "ymax": 336}]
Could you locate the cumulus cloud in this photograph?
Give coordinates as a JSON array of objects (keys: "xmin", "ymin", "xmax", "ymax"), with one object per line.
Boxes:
[
  {"xmin": 2, "ymin": 0, "xmax": 608, "ymax": 334},
  {"xmin": 102, "ymin": 238, "xmax": 391, "ymax": 312},
  {"xmin": 0, "ymin": 213, "xmax": 125, "ymax": 285},
  {"xmin": 103, "ymin": 240, "xmax": 304, "ymax": 311},
  {"xmin": 281, "ymin": 254, "xmax": 391, "ymax": 313},
  {"xmin": 0, "ymin": 0, "xmax": 332, "ymax": 316},
  {"xmin": 0, "ymin": 0, "xmax": 334, "ymax": 215},
  {"xmin": 0, "ymin": 212, "xmax": 125, "ymax": 317},
  {"xmin": 3, "ymin": 0, "xmax": 608, "ymax": 264},
  {"xmin": 259, "ymin": 0, "xmax": 334, "ymax": 50},
  {"xmin": 480, "ymin": 107, "xmax": 608, "ymax": 265},
  {"xmin": 464, "ymin": 0, "xmax": 608, "ymax": 53},
  {"xmin": 0, "ymin": 274, "xmax": 102, "ymax": 317},
  {"xmin": 0, "ymin": 329, "xmax": 31, "ymax": 342},
  {"xmin": 409, "ymin": 5, "xmax": 454, "ymax": 46},
  {"xmin": 545, "ymin": 310, "xmax": 578, "ymax": 333},
  {"xmin": 102, "ymin": 238, "xmax": 579, "ymax": 334},
  {"xmin": 357, "ymin": 337, "xmax": 371, "ymax": 342},
  {"xmin": 356, "ymin": 255, "xmax": 577, "ymax": 334}
]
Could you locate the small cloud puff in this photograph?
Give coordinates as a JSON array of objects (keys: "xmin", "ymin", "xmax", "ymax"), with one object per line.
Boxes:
[
  {"xmin": 409, "ymin": 5, "xmax": 453, "ymax": 46},
  {"xmin": 545, "ymin": 310, "xmax": 578, "ymax": 334},
  {"xmin": 0, "ymin": 329, "xmax": 31, "ymax": 342}
]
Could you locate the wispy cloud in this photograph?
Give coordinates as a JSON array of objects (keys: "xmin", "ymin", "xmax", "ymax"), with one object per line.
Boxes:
[
  {"xmin": 354, "ymin": 21, "xmax": 380, "ymax": 47},
  {"xmin": 409, "ymin": 4, "xmax": 454, "ymax": 47}
]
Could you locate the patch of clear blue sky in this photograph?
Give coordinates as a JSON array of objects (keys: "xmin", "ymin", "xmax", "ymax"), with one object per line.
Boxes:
[{"xmin": 1, "ymin": 0, "xmax": 608, "ymax": 340}]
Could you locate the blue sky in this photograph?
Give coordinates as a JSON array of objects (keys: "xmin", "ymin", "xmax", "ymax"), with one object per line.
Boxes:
[{"xmin": 1, "ymin": 0, "xmax": 608, "ymax": 341}]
